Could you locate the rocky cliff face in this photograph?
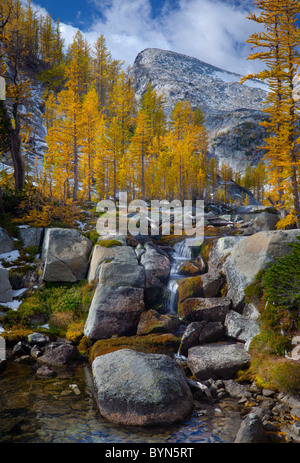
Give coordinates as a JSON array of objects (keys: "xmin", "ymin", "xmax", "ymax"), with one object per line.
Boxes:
[{"xmin": 133, "ymin": 48, "xmax": 270, "ymax": 173}]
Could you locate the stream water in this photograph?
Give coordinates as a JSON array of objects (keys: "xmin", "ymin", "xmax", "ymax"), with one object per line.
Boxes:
[
  {"xmin": 0, "ymin": 237, "xmax": 243, "ymax": 444},
  {"xmin": 165, "ymin": 240, "xmax": 193, "ymax": 314},
  {"xmin": 0, "ymin": 360, "xmax": 242, "ymax": 443}
]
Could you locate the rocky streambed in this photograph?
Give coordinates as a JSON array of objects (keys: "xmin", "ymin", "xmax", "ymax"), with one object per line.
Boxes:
[{"xmin": 1, "ymin": 208, "xmax": 300, "ymax": 444}]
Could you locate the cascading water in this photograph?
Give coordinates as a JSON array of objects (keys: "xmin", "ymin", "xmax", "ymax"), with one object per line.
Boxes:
[{"xmin": 165, "ymin": 239, "xmax": 193, "ymax": 314}]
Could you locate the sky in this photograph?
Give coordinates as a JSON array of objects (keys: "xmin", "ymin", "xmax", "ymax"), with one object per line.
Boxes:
[{"xmin": 30, "ymin": 0, "xmax": 263, "ymax": 75}]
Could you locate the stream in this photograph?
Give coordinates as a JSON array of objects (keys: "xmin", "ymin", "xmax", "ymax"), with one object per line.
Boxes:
[
  {"xmin": 0, "ymin": 237, "xmax": 243, "ymax": 444},
  {"xmin": 165, "ymin": 239, "xmax": 193, "ymax": 314}
]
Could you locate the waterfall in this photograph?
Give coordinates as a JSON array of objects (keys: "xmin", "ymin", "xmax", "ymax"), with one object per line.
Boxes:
[
  {"xmin": 173, "ymin": 240, "xmax": 193, "ymax": 259},
  {"xmin": 165, "ymin": 239, "xmax": 193, "ymax": 314}
]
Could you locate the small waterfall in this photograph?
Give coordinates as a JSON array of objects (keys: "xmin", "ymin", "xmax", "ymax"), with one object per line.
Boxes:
[
  {"xmin": 165, "ymin": 239, "xmax": 193, "ymax": 314},
  {"xmin": 173, "ymin": 240, "xmax": 193, "ymax": 259}
]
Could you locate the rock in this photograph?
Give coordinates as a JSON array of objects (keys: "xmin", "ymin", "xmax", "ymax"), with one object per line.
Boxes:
[
  {"xmin": 84, "ymin": 284, "xmax": 145, "ymax": 340},
  {"xmin": 37, "ymin": 341, "xmax": 78, "ymax": 367},
  {"xmin": 0, "ymin": 268, "xmax": 13, "ymax": 303},
  {"xmin": 18, "ymin": 227, "xmax": 43, "ymax": 250},
  {"xmin": 88, "ymin": 244, "xmax": 139, "ymax": 283},
  {"xmin": 291, "ymin": 344, "xmax": 300, "ymax": 361},
  {"xmin": 12, "ymin": 341, "xmax": 31, "ymax": 358},
  {"xmin": 27, "ymin": 332, "xmax": 50, "ymax": 346},
  {"xmin": 90, "ymin": 333, "xmax": 180, "ymax": 360},
  {"xmin": 98, "ymin": 259, "xmax": 145, "ymax": 288},
  {"xmin": 36, "ymin": 365, "xmax": 57, "ymax": 378},
  {"xmin": 42, "ymin": 228, "xmax": 93, "ymax": 282},
  {"xmin": 140, "ymin": 244, "xmax": 171, "ymax": 305},
  {"xmin": 30, "ymin": 345, "xmax": 43, "ymax": 360},
  {"xmin": 201, "ymin": 269, "xmax": 225, "ymax": 298},
  {"xmin": 208, "ymin": 236, "xmax": 246, "ymax": 269},
  {"xmin": 136, "ymin": 309, "xmax": 181, "ymax": 335},
  {"xmin": 235, "ymin": 412, "xmax": 268, "ymax": 443},
  {"xmin": 243, "ymin": 211, "xmax": 279, "ymax": 235},
  {"xmin": 140, "ymin": 243, "xmax": 171, "ymax": 288},
  {"xmin": 179, "ymin": 321, "xmax": 207, "ymax": 356},
  {"xmin": 187, "ymin": 341, "xmax": 251, "ymax": 380},
  {"xmin": 92, "ymin": 348, "xmax": 193, "ymax": 426},
  {"xmin": 178, "ymin": 261, "xmax": 202, "ymax": 276},
  {"xmin": 177, "ymin": 276, "xmax": 204, "ymax": 309},
  {"xmin": 242, "ymin": 302, "xmax": 260, "ymax": 321},
  {"xmin": 0, "ymin": 227, "xmax": 15, "ymax": 254},
  {"xmin": 178, "ymin": 297, "xmax": 232, "ymax": 323},
  {"xmin": 223, "ymin": 379, "xmax": 252, "ymax": 399},
  {"xmin": 222, "ymin": 229, "xmax": 300, "ymax": 309},
  {"xmin": 198, "ymin": 321, "xmax": 224, "ymax": 345},
  {"xmin": 224, "ymin": 310, "xmax": 260, "ymax": 348}
]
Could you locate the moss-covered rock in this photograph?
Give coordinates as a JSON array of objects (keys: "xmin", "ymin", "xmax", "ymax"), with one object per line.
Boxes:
[
  {"xmin": 178, "ymin": 261, "xmax": 202, "ymax": 276},
  {"xmin": 136, "ymin": 309, "xmax": 181, "ymax": 335},
  {"xmin": 177, "ymin": 276, "xmax": 203, "ymax": 313},
  {"xmin": 89, "ymin": 333, "xmax": 181, "ymax": 363},
  {"xmin": 98, "ymin": 239, "xmax": 123, "ymax": 248},
  {"xmin": 178, "ymin": 297, "xmax": 232, "ymax": 323}
]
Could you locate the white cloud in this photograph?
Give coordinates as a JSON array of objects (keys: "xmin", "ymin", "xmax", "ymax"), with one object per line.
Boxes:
[
  {"xmin": 84, "ymin": 0, "xmax": 262, "ymax": 75},
  {"xmin": 31, "ymin": 0, "xmax": 264, "ymax": 75}
]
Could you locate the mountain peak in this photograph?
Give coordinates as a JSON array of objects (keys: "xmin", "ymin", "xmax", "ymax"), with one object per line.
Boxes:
[{"xmin": 132, "ymin": 48, "xmax": 269, "ymax": 173}]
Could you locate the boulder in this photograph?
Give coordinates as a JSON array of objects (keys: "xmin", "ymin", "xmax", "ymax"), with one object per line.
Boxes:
[
  {"xmin": 37, "ymin": 341, "xmax": 78, "ymax": 367},
  {"xmin": 140, "ymin": 243, "xmax": 171, "ymax": 305},
  {"xmin": 84, "ymin": 284, "xmax": 145, "ymax": 340},
  {"xmin": 0, "ymin": 227, "xmax": 15, "ymax": 254},
  {"xmin": 198, "ymin": 321, "xmax": 224, "ymax": 345},
  {"xmin": 178, "ymin": 297, "xmax": 232, "ymax": 323},
  {"xmin": 234, "ymin": 412, "xmax": 268, "ymax": 443},
  {"xmin": 223, "ymin": 379, "xmax": 252, "ymax": 399},
  {"xmin": 179, "ymin": 321, "xmax": 207, "ymax": 356},
  {"xmin": 243, "ymin": 211, "xmax": 279, "ymax": 235},
  {"xmin": 98, "ymin": 260, "xmax": 145, "ymax": 288},
  {"xmin": 0, "ymin": 267, "xmax": 13, "ymax": 302},
  {"xmin": 201, "ymin": 269, "xmax": 225, "ymax": 298},
  {"xmin": 177, "ymin": 276, "xmax": 204, "ymax": 311},
  {"xmin": 92, "ymin": 348, "xmax": 193, "ymax": 426},
  {"xmin": 187, "ymin": 341, "xmax": 251, "ymax": 380},
  {"xmin": 140, "ymin": 243, "xmax": 171, "ymax": 288},
  {"xmin": 222, "ymin": 229, "xmax": 300, "ymax": 310},
  {"xmin": 42, "ymin": 228, "xmax": 93, "ymax": 282},
  {"xmin": 208, "ymin": 236, "xmax": 246, "ymax": 270},
  {"xmin": 136, "ymin": 309, "xmax": 181, "ymax": 335},
  {"xmin": 18, "ymin": 227, "xmax": 43, "ymax": 250},
  {"xmin": 178, "ymin": 261, "xmax": 202, "ymax": 276},
  {"xmin": 88, "ymin": 244, "xmax": 138, "ymax": 284},
  {"xmin": 27, "ymin": 332, "xmax": 50, "ymax": 346},
  {"xmin": 224, "ymin": 310, "xmax": 260, "ymax": 348},
  {"xmin": 242, "ymin": 302, "xmax": 260, "ymax": 321}
]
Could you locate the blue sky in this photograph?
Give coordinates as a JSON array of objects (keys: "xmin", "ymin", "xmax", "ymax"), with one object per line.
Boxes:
[{"xmin": 31, "ymin": 0, "xmax": 261, "ymax": 74}]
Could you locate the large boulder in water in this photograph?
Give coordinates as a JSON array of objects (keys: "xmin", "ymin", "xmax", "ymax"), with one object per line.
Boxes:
[
  {"xmin": 42, "ymin": 228, "xmax": 93, "ymax": 282},
  {"xmin": 222, "ymin": 229, "xmax": 300, "ymax": 310},
  {"xmin": 92, "ymin": 348, "xmax": 193, "ymax": 426}
]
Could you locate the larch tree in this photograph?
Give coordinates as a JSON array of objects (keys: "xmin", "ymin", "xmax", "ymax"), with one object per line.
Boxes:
[
  {"xmin": 79, "ymin": 87, "xmax": 100, "ymax": 202},
  {"xmin": 241, "ymin": 0, "xmax": 300, "ymax": 227}
]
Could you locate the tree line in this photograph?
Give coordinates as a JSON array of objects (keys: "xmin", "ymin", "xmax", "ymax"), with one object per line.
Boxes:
[{"xmin": 0, "ymin": 0, "xmax": 299, "ymax": 229}]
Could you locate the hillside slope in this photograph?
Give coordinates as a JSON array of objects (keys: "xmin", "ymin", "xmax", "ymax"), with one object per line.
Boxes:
[{"xmin": 133, "ymin": 48, "xmax": 269, "ymax": 173}]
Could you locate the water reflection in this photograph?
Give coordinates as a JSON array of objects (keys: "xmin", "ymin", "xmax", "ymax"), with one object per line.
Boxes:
[{"xmin": 0, "ymin": 361, "xmax": 241, "ymax": 443}]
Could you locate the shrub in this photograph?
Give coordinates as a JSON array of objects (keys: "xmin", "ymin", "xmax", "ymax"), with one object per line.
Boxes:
[{"xmin": 2, "ymin": 280, "xmax": 96, "ymax": 333}]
